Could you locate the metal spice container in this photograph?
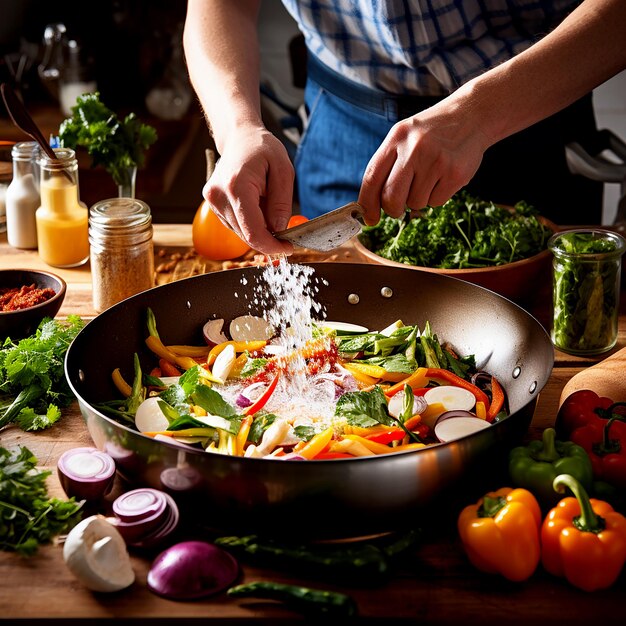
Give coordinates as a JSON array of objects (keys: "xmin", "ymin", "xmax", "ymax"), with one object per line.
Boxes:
[{"xmin": 89, "ymin": 198, "xmax": 155, "ymax": 313}]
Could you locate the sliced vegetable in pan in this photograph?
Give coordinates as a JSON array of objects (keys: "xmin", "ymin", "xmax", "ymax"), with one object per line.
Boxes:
[{"xmin": 95, "ymin": 302, "xmax": 509, "ymax": 460}]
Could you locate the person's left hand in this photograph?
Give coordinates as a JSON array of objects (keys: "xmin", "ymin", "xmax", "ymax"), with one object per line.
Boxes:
[{"xmin": 357, "ymin": 95, "xmax": 490, "ymax": 225}]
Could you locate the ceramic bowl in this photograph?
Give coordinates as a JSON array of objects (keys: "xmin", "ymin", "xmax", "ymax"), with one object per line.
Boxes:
[
  {"xmin": 353, "ymin": 217, "xmax": 558, "ymax": 303},
  {"xmin": 0, "ymin": 269, "xmax": 67, "ymax": 339}
]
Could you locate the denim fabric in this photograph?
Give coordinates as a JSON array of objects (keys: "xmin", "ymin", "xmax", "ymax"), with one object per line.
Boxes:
[{"xmin": 295, "ymin": 78, "xmax": 393, "ymax": 218}]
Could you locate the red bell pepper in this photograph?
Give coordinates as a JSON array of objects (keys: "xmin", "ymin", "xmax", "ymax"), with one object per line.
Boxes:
[
  {"xmin": 364, "ymin": 428, "xmax": 406, "ymax": 445},
  {"xmin": 557, "ymin": 389, "xmax": 614, "ymax": 436},
  {"xmin": 557, "ymin": 390, "xmax": 626, "ymax": 490},
  {"xmin": 244, "ymin": 374, "xmax": 280, "ymax": 416}
]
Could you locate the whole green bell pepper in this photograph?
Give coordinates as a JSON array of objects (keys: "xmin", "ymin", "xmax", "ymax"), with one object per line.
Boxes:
[{"xmin": 508, "ymin": 427, "xmax": 593, "ymax": 509}]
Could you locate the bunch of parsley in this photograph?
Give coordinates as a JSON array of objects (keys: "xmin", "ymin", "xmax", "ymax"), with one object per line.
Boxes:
[
  {"xmin": 58, "ymin": 91, "xmax": 157, "ymax": 188},
  {"xmin": 0, "ymin": 315, "xmax": 85, "ymax": 432},
  {"xmin": 359, "ymin": 191, "xmax": 552, "ymax": 269},
  {"xmin": 0, "ymin": 445, "xmax": 82, "ymax": 556}
]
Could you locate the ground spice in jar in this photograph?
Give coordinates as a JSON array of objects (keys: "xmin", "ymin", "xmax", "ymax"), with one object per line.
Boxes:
[
  {"xmin": 89, "ymin": 198, "xmax": 155, "ymax": 313},
  {"xmin": 0, "ymin": 284, "xmax": 56, "ymax": 311}
]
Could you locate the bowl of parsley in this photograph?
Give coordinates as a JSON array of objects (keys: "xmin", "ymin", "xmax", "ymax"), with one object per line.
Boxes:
[{"xmin": 354, "ymin": 191, "xmax": 558, "ymax": 303}]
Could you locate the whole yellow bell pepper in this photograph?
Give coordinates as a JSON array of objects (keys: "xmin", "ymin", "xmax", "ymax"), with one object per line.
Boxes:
[{"xmin": 457, "ymin": 487, "xmax": 541, "ymax": 582}]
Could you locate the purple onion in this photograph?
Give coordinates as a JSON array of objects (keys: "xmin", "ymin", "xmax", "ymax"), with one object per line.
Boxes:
[
  {"xmin": 147, "ymin": 541, "xmax": 240, "ymax": 600},
  {"xmin": 57, "ymin": 447, "xmax": 116, "ymax": 502},
  {"xmin": 110, "ymin": 488, "xmax": 178, "ymax": 545}
]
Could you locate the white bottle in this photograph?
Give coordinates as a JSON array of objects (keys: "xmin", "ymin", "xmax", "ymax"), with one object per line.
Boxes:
[{"xmin": 5, "ymin": 142, "xmax": 40, "ymax": 249}]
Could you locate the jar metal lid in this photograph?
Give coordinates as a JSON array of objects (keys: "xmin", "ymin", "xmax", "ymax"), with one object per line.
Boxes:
[{"xmin": 89, "ymin": 197, "xmax": 152, "ymax": 230}]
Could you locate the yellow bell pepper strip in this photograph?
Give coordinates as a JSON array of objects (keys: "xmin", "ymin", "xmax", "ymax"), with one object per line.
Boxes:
[
  {"xmin": 166, "ymin": 344, "xmax": 211, "ymax": 358},
  {"xmin": 344, "ymin": 433, "xmax": 394, "ymax": 455},
  {"xmin": 208, "ymin": 340, "xmax": 267, "ymax": 366},
  {"xmin": 144, "ymin": 427, "xmax": 216, "ymax": 438},
  {"xmin": 475, "ymin": 401, "xmax": 487, "ymax": 420},
  {"xmin": 426, "ymin": 368, "xmax": 491, "ymax": 416},
  {"xmin": 243, "ymin": 374, "xmax": 280, "ymax": 416},
  {"xmin": 541, "ymin": 473, "xmax": 626, "ymax": 592},
  {"xmin": 329, "ymin": 438, "xmax": 374, "ymax": 457},
  {"xmin": 384, "ymin": 368, "xmax": 430, "ymax": 397},
  {"xmin": 342, "ymin": 363, "xmax": 378, "ymax": 387},
  {"xmin": 111, "ymin": 368, "xmax": 132, "ymax": 397},
  {"xmin": 298, "ymin": 426, "xmax": 335, "ymax": 459},
  {"xmin": 457, "ymin": 487, "xmax": 541, "ymax": 582}
]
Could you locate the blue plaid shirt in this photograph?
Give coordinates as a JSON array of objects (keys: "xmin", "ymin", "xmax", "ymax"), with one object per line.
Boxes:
[{"xmin": 281, "ymin": 0, "xmax": 581, "ymax": 95}]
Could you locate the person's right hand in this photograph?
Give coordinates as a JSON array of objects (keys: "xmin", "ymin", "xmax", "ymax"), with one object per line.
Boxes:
[{"xmin": 203, "ymin": 126, "xmax": 296, "ymax": 255}]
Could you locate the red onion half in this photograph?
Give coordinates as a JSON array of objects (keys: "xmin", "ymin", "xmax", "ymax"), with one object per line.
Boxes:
[{"xmin": 147, "ymin": 541, "xmax": 240, "ymax": 600}]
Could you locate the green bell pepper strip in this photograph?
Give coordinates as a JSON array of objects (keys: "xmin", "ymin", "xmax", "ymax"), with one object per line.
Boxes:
[{"xmin": 508, "ymin": 427, "xmax": 594, "ymax": 508}]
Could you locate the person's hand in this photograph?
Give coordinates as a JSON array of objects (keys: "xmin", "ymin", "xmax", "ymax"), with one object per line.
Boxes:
[
  {"xmin": 203, "ymin": 126, "xmax": 295, "ymax": 255},
  {"xmin": 357, "ymin": 96, "xmax": 491, "ymax": 225}
]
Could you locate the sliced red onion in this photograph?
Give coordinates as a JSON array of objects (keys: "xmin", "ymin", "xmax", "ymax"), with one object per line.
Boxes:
[
  {"xmin": 110, "ymin": 488, "xmax": 179, "ymax": 546},
  {"xmin": 234, "ymin": 393, "xmax": 253, "ymax": 408},
  {"xmin": 238, "ymin": 381, "xmax": 268, "ymax": 405},
  {"xmin": 203, "ymin": 318, "xmax": 228, "ymax": 345},
  {"xmin": 57, "ymin": 447, "xmax": 116, "ymax": 502},
  {"xmin": 147, "ymin": 541, "xmax": 240, "ymax": 600}
]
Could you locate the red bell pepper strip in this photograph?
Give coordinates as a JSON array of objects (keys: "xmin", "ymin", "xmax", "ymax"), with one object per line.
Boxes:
[
  {"xmin": 244, "ymin": 374, "xmax": 280, "ymax": 416},
  {"xmin": 314, "ymin": 452, "xmax": 354, "ymax": 460},
  {"xmin": 425, "ymin": 368, "xmax": 491, "ymax": 415},
  {"xmin": 159, "ymin": 358, "xmax": 182, "ymax": 378},
  {"xmin": 486, "ymin": 375, "xmax": 505, "ymax": 422},
  {"xmin": 365, "ymin": 428, "xmax": 406, "ymax": 445}
]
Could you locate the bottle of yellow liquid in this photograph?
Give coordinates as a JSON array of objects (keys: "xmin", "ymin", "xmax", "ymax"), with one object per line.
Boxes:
[{"xmin": 36, "ymin": 147, "xmax": 89, "ymax": 267}]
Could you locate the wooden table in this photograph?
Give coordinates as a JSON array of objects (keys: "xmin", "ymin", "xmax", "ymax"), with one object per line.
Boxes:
[{"xmin": 1, "ymin": 226, "xmax": 625, "ymax": 625}]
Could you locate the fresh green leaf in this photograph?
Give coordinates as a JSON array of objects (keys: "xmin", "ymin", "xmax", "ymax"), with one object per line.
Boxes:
[
  {"xmin": 0, "ymin": 446, "xmax": 83, "ymax": 556},
  {"xmin": 15, "ymin": 405, "xmax": 62, "ymax": 431}
]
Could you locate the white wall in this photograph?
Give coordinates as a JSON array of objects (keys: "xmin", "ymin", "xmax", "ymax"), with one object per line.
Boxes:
[{"xmin": 593, "ymin": 70, "xmax": 626, "ymax": 225}]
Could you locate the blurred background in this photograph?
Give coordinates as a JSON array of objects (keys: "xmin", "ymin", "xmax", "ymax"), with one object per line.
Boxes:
[{"xmin": 0, "ymin": 0, "xmax": 623, "ymax": 225}]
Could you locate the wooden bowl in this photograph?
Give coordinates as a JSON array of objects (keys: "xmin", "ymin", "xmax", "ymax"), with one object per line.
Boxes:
[
  {"xmin": 353, "ymin": 217, "xmax": 558, "ymax": 303},
  {"xmin": 0, "ymin": 269, "xmax": 67, "ymax": 339}
]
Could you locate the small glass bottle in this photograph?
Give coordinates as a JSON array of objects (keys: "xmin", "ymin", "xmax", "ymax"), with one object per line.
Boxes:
[
  {"xmin": 35, "ymin": 147, "xmax": 89, "ymax": 267},
  {"xmin": 0, "ymin": 161, "xmax": 10, "ymax": 234},
  {"xmin": 549, "ymin": 228, "xmax": 626, "ymax": 355},
  {"xmin": 89, "ymin": 197, "xmax": 155, "ymax": 313},
  {"xmin": 5, "ymin": 141, "xmax": 40, "ymax": 249}
]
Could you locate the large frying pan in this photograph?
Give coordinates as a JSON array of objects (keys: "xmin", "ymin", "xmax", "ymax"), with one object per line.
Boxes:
[{"xmin": 65, "ymin": 263, "xmax": 554, "ymax": 539}]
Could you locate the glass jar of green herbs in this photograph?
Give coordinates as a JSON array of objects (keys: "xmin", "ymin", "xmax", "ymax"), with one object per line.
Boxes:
[{"xmin": 549, "ymin": 229, "xmax": 625, "ymax": 355}]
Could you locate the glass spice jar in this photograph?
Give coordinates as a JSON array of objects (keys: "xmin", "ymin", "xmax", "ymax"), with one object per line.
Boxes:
[
  {"xmin": 89, "ymin": 198, "xmax": 155, "ymax": 313},
  {"xmin": 549, "ymin": 228, "xmax": 626, "ymax": 356},
  {"xmin": 36, "ymin": 147, "xmax": 89, "ymax": 266}
]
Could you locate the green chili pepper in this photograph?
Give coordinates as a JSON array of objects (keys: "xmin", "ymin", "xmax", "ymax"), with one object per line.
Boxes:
[
  {"xmin": 227, "ymin": 581, "xmax": 358, "ymax": 617},
  {"xmin": 214, "ymin": 534, "xmax": 389, "ymax": 583},
  {"xmin": 508, "ymin": 427, "xmax": 594, "ymax": 509}
]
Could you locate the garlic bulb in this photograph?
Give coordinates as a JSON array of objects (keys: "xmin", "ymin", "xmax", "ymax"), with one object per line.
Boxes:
[{"xmin": 63, "ymin": 515, "xmax": 135, "ymax": 592}]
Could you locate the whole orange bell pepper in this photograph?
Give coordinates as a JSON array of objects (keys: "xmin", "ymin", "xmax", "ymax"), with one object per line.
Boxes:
[
  {"xmin": 457, "ymin": 487, "xmax": 541, "ymax": 582},
  {"xmin": 541, "ymin": 473, "xmax": 626, "ymax": 592}
]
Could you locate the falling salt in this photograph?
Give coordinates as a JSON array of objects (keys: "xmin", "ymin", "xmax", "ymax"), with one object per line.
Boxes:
[{"xmin": 229, "ymin": 256, "xmax": 342, "ymax": 427}]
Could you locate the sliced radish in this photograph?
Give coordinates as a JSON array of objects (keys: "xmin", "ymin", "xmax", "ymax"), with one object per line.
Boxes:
[
  {"xmin": 203, "ymin": 319, "xmax": 228, "ymax": 345},
  {"xmin": 211, "ymin": 343, "xmax": 236, "ymax": 382},
  {"xmin": 135, "ymin": 397, "xmax": 169, "ymax": 433},
  {"xmin": 322, "ymin": 321, "xmax": 369, "ymax": 334},
  {"xmin": 434, "ymin": 415, "xmax": 490, "ymax": 443},
  {"xmin": 388, "ymin": 390, "xmax": 428, "ymax": 419},
  {"xmin": 229, "ymin": 315, "xmax": 274, "ymax": 342},
  {"xmin": 423, "ymin": 385, "xmax": 476, "ymax": 424}
]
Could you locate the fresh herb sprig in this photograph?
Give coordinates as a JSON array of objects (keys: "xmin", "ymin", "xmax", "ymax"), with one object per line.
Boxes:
[
  {"xmin": 58, "ymin": 92, "xmax": 157, "ymax": 188},
  {"xmin": 0, "ymin": 445, "xmax": 83, "ymax": 556},
  {"xmin": 0, "ymin": 315, "xmax": 85, "ymax": 431},
  {"xmin": 359, "ymin": 191, "xmax": 552, "ymax": 269}
]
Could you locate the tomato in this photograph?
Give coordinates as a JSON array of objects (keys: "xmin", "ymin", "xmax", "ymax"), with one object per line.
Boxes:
[
  {"xmin": 192, "ymin": 200, "xmax": 251, "ymax": 260},
  {"xmin": 287, "ymin": 214, "xmax": 309, "ymax": 228}
]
